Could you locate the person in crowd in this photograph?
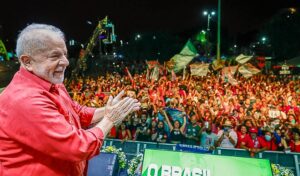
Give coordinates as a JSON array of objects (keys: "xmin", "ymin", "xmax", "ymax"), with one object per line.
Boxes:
[
  {"xmin": 243, "ymin": 118, "xmax": 256, "ymax": 130},
  {"xmin": 128, "ymin": 114, "xmax": 139, "ymax": 138},
  {"xmin": 290, "ymin": 128, "xmax": 300, "ymax": 152},
  {"xmin": 149, "ymin": 119, "xmax": 158, "ymax": 141},
  {"xmin": 163, "ymin": 110, "xmax": 186, "ymax": 144},
  {"xmin": 185, "ymin": 115, "xmax": 201, "ymax": 145},
  {"xmin": 117, "ymin": 122, "xmax": 132, "ymax": 141},
  {"xmin": 236, "ymin": 125, "xmax": 251, "ymax": 148},
  {"xmin": 66, "ymin": 59, "xmax": 300, "ymax": 154},
  {"xmin": 273, "ymin": 127, "xmax": 291, "ymax": 151},
  {"xmin": 241, "ymin": 127, "xmax": 268, "ymax": 157},
  {"xmin": 216, "ymin": 120, "xmax": 238, "ymax": 148},
  {"xmin": 135, "ymin": 113, "xmax": 150, "ymax": 141},
  {"xmin": 151, "ymin": 120, "xmax": 168, "ymax": 143},
  {"xmin": 200, "ymin": 122, "xmax": 218, "ymax": 150},
  {"xmin": 0, "ymin": 23, "xmax": 141, "ymax": 175},
  {"xmin": 260, "ymin": 128, "xmax": 278, "ymax": 151},
  {"xmin": 107, "ymin": 126, "xmax": 117, "ymax": 139}
]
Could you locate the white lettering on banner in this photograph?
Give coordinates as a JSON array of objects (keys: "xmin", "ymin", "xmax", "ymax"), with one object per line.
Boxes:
[
  {"xmin": 202, "ymin": 169, "xmax": 211, "ymax": 176},
  {"xmin": 172, "ymin": 166, "xmax": 182, "ymax": 176},
  {"xmin": 148, "ymin": 164, "xmax": 159, "ymax": 176},
  {"xmin": 182, "ymin": 168, "xmax": 191, "ymax": 176},
  {"xmin": 146, "ymin": 164, "xmax": 211, "ymax": 176},
  {"xmin": 192, "ymin": 168, "xmax": 202, "ymax": 176},
  {"xmin": 161, "ymin": 165, "xmax": 172, "ymax": 176}
]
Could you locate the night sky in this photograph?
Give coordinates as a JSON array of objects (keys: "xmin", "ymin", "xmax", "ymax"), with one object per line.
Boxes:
[{"xmin": 0, "ymin": 0, "xmax": 299, "ymax": 49}]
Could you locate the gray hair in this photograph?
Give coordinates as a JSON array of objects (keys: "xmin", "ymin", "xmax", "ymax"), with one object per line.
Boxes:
[{"xmin": 16, "ymin": 23, "xmax": 65, "ymax": 58}]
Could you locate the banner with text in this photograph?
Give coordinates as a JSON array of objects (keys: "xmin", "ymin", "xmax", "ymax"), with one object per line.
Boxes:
[
  {"xmin": 190, "ymin": 63, "xmax": 210, "ymax": 76},
  {"xmin": 142, "ymin": 149, "xmax": 272, "ymax": 176}
]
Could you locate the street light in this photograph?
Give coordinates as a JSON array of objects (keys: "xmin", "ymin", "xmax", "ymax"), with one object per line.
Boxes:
[
  {"xmin": 261, "ymin": 37, "xmax": 267, "ymax": 44},
  {"xmin": 135, "ymin": 34, "xmax": 141, "ymax": 40},
  {"xmin": 203, "ymin": 10, "xmax": 216, "ymax": 31}
]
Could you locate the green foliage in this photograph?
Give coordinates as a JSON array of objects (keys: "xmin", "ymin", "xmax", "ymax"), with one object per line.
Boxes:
[
  {"xmin": 271, "ymin": 163, "xmax": 294, "ymax": 176},
  {"xmin": 102, "ymin": 146, "xmax": 127, "ymax": 169}
]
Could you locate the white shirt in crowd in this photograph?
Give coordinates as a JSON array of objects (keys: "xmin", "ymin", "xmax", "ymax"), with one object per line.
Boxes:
[{"xmin": 217, "ymin": 129, "xmax": 238, "ymax": 148}]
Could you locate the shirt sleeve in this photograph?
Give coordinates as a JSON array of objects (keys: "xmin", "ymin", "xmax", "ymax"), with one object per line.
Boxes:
[
  {"xmin": 217, "ymin": 130, "xmax": 223, "ymax": 139},
  {"xmin": 273, "ymin": 132, "xmax": 281, "ymax": 144},
  {"xmin": 244, "ymin": 136, "xmax": 253, "ymax": 148},
  {"xmin": 231, "ymin": 131, "xmax": 238, "ymax": 145},
  {"xmin": 3, "ymin": 93, "xmax": 103, "ymax": 162},
  {"xmin": 213, "ymin": 134, "xmax": 218, "ymax": 143},
  {"xmin": 259, "ymin": 138, "xmax": 269, "ymax": 149},
  {"xmin": 290, "ymin": 141, "xmax": 295, "ymax": 152},
  {"xmin": 71, "ymin": 100, "xmax": 96, "ymax": 128}
]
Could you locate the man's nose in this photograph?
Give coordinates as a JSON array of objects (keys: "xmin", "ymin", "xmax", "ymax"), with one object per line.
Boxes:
[{"xmin": 60, "ymin": 55, "xmax": 69, "ymax": 67}]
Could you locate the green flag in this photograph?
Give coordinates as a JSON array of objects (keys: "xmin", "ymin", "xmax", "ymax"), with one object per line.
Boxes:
[
  {"xmin": 170, "ymin": 54, "xmax": 195, "ymax": 73},
  {"xmin": 190, "ymin": 63, "xmax": 210, "ymax": 76},
  {"xmin": 212, "ymin": 59, "xmax": 225, "ymax": 70},
  {"xmin": 235, "ymin": 54, "xmax": 252, "ymax": 64},
  {"xmin": 180, "ymin": 40, "xmax": 198, "ymax": 56},
  {"xmin": 168, "ymin": 40, "xmax": 198, "ymax": 73},
  {"xmin": 150, "ymin": 66, "xmax": 160, "ymax": 81},
  {"xmin": 0, "ymin": 39, "xmax": 8, "ymax": 60},
  {"xmin": 238, "ymin": 63, "xmax": 260, "ymax": 78}
]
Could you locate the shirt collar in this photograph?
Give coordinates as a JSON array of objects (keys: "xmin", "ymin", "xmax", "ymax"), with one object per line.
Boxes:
[{"xmin": 19, "ymin": 67, "xmax": 53, "ymax": 91}]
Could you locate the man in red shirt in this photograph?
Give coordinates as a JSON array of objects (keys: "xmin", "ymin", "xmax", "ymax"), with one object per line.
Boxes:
[
  {"xmin": 260, "ymin": 130, "xmax": 278, "ymax": 151},
  {"xmin": 0, "ymin": 24, "xmax": 140, "ymax": 176},
  {"xmin": 240, "ymin": 127, "xmax": 268, "ymax": 157}
]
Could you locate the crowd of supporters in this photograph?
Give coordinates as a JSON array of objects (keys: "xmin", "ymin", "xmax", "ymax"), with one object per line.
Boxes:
[{"xmin": 66, "ymin": 66, "xmax": 300, "ymax": 155}]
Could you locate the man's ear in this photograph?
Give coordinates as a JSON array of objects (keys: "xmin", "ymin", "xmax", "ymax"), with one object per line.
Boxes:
[{"xmin": 19, "ymin": 55, "xmax": 33, "ymax": 71}]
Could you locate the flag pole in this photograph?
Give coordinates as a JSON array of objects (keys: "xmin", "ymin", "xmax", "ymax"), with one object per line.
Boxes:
[
  {"xmin": 217, "ymin": 0, "xmax": 221, "ymax": 61},
  {"xmin": 183, "ymin": 66, "xmax": 186, "ymax": 80}
]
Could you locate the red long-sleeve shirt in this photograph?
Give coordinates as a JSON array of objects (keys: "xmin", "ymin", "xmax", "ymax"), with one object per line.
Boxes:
[{"xmin": 0, "ymin": 68, "xmax": 104, "ymax": 176}]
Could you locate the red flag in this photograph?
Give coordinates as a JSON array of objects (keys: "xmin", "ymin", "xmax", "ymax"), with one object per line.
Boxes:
[
  {"xmin": 146, "ymin": 60, "xmax": 159, "ymax": 69},
  {"xmin": 125, "ymin": 67, "xmax": 135, "ymax": 88}
]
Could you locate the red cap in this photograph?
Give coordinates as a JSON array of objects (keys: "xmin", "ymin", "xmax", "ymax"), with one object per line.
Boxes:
[{"xmin": 249, "ymin": 127, "xmax": 258, "ymax": 134}]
